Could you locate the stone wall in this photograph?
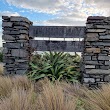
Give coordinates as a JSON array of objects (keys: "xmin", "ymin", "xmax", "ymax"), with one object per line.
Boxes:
[
  {"xmin": 2, "ymin": 16, "xmax": 110, "ymax": 88},
  {"xmin": 2, "ymin": 16, "xmax": 33, "ymax": 75},
  {"xmin": 83, "ymin": 16, "xmax": 110, "ymax": 88}
]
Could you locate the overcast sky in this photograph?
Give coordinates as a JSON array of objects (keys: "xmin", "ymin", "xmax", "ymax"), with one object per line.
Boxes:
[{"xmin": 0, "ymin": 0, "xmax": 110, "ymax": 47}]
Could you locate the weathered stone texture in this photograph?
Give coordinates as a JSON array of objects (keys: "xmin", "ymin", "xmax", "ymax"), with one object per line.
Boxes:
[
  {"xmin": 83, "ymin": 16, "xmax": 110, "ymax": 88},
  {"xmin": 98, "ymin": 56, "xmax": 110, "ymax": 60},
  {"xmin": 2, "ymin": 16, "xmax": 33, "ymax": 75},
  {"xmin": 84, "ymin": 78, "xmax": 95, "ymax": 83},
  {"xmin": 11, "ymin": 49, "xmax": 28, "ymax": 57},
  {"xmin": 85, "ymin": 65, "xmax": 95, "ymax": 69},
  {"xmin": 86, "ymin": 69, "xmax": 110, "ymax": 74},
  {"xmin": 86, "ymin": 48, "xmax": 100, "ymax": 53},
  {"xmin": 84, "ymin": 56, "xmax": 91, "ymax": 60},
  {"xmin": 100, "ymin": 35, "xmax": 110, "ymax": 39},
  {"xmin": 104, "ymin": 75, "xmax": 110, "ymax": 82},
  {"xmin": 2, "ymin": 22, "xmax": 13, "ymax": 27},
  {"xmin": 87, "ymin": 29, "xmax": 106, "ymax": 33}
]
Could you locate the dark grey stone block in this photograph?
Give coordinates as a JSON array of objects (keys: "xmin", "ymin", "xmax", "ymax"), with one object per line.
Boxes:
[
  {"xmin": 17, "ymin": 35, "xmax": 29, "ymax": 40},
  {"xmin": 84, "ymin": 78, "xmax": 95, "ymax": 83},
  {"xmin": 3, "ymin": 48, "xmax": 8, "ymax": 54},
  {"xmin": 3, "ymin": 27, "xmax": 18, "ymax": 31},
  {"xmin": 95, "ymin": 78, "xmax": 101, "ymax": 82},
  {"xmin": 2, "ymin": 16, "xmax": 10, "ymax": 20},
  {"xmin": 105, "ymin": 61, "xmax": 110, "ymax": 65},
  {"xmin": 98, "ymin": 56, "xmax": 110, "ymax": 60},
  {"xmin": 84, "ymin": 56, "xmax": 91, "ymax": 60},
  {"xmin": 87, "ymin": 16, "xmax": 105, "ymax": 20},
  {"xmin": 86, "ymin": 24, "xmax": 94, "ymax": 28},
  {"xmin": 85, "ymin": 65, "xmax": 95, "ymax": 69},
  {"xmin": 86, "ymin": 69, "xmax": 110, "ymax": 74},
  {"xmin": 4, "ymin": 59, "xmax": 14, "ymax": 63},
  {"xmin": 10, "ymin": 31, "xmax": 20, "ymax": 35},
  {"xmin": 2, "ymin": 22, "xmax": 13, "ymax": 27},
  {"xmin": 13, "ymin": 26, "xmax": 28, "ymax": 30},
  {"xmin": 92, "ymin": 42, "xmax": 110, "ymax": 46},
  {"xmin": 87, "ymin": 29, "xmax": 106, "ymax": 33},
  {"xmin": 95, "ymin": 65, "xmax": 100, "ymax": 69},
  {"xmin": 11, "ymin": 49, "xmax": 28, "ymax": 57},
  {"xmin": 99, "ymin": 33, "xmax": 106, "ymax": 36},
  {"xmin": 85, "ymin": 61, "xmax": 99, "ymax": 65},
  {"xmin": 100, "ymin": 66, "xmax": 109, "ymax": 70},
  {"xmin": 3, "ymin": 43, "xmax": 21, "ymax": 49},
  {"xmin": 15, "ymin": 59, "xmax": 28, "ymax": 63},
  {"xmin": 8, "ymin": 30, "xmax": 28, "ymax": 35},
  {"xmin": 90, "ymin": 74, "xmax": 104, "ymax": 78},
  {"xmin": 13, "ymin": 22, "xmax": 30, "ymax": 28},
  {"xmin": 92, "ymin": 56, "xmax": 97, "ymax": 60},
  {"xmin": 10, "ymin": 16, "xmax": 31, "ymax": 24},
  {"xmin": 96, "ymin": 25, "xmax": 110, "ymax": 29},
  {"xmin": 2, "ymin": 35, "xmax": 15, "ymax": 40},
  {"xmin": 98, "ymin": 53, "xmax": 107, "ymax": 56},
  {"xmin": 19, "ymin": 30, "xmax": 28, "ymax": 34},
  {"xmin": 16, "ymin": 69, "xmax": 27, "ymax": 74},
  {"xmin": 3, "ymin": 31, "xmax": 10, "ymax": 34},
  {"xmin": 5, "ymin": 64, "xmax": 15, "ymax": 68},
  {"xmin": 104, "ymin": 75, "xmax": 110, "ymax": 82},
  {"xmin": 18, "ymin": 64, "xmax": 29, "ymax": 68},
  {"xmin": 100, "ymin": 35, "xmax": 110, "ymax": 39}
]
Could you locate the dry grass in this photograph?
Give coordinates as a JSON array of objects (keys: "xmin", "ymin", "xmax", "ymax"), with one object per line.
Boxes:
[
  {"xmin": 36, "ymin": 80, "xmax": 78, "ymax": 110},
  {"xmin": 1, "ymin": 75, "xmax": 110, "ymax": 110},
  {"xmin": 0, "ymin": 88, "xmax": 37, "ymax": 110},
  {"xmin": 0, "ymin": 76, "xmax": 79, "ymax": 110},
  {"xmin": 0, "ymin": 64, "xmax": 3, "ymax": 75},
  {"xmin": 0, "ymin": 76, "xmax": 13, "ymax": 98},
  {"xmin": 12, "ymin": 75, "xmax": 32, "ymax": 90},
  {"xmin": 0, "ymin": 75, "xmax": 32, "ymax": 98},
  {"xmin": 53, "ymin": 81, "xmax": 110, "ymax": 110},
  {"xmin": 80, "ymin": 84, "xmax": 110, "ymax": 110}
]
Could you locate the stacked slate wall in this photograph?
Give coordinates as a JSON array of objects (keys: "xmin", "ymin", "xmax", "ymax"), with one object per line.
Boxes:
[
  {"xmin": 83, "ymin": 16, "xmax": 110, "ymax": 87},
  {"xmin": 2, "ymin": 16, "xmax": 33, "ymax": 75},
  {"xmin": 2, "ymin": 15, "xmax": 110, "ymax": 87}
]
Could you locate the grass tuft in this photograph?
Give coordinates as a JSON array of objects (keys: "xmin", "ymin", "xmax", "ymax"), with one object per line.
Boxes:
[
  {"xmin": 81, "ymin": 84, "xmax": 110, "ymax": 110},
  {"xmin": 0, "ymin": 88, "xmax": 37, "ymax": 110},
  {"xmin": 0, "ymin": 64, "xmax": 3, "ymax": 75},
  {"xmin": 36, "ymin": 80, "xmax": 78, "ymax": 110},
  {"xmin": 0, "ymin": 75, "xmax": 110, "ymax": 110}
]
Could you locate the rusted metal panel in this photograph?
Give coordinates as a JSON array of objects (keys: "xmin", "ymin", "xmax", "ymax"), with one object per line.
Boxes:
[
  {"xmin": 29, "ymin": 26, "xmax": 86, "ymax": 38},
  {"xmin": 30, "ymin": 40, "xmax": 84, "ymax": 52}
]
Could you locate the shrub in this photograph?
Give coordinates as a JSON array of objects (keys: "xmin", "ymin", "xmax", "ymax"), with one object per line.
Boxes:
[{"xmin": 28, "ymin": 52, "xmax": 81, "ymax": 83}]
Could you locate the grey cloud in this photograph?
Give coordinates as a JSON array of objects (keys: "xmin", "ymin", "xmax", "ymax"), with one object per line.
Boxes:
[
  {"xmin": 3, "ymin": 0, "xmax": 110, "ymax": 26},
  {"xmin": 34, "ymin": 9, "xmax": 87, "ymax": 26},
  {"xmin": 6, "ymin": 0, "xmax": 66, "ymax": 14},
  {"xmin": 43, "ymin": 18, "xmax": 86, "ymax": 26},
  {"xmin": 35, "ymin": 12, "xmax": 87, "ymax": 26},
  {"xmin": 85, "ymin": 0, "xmax": 110, "ymax": 9}
]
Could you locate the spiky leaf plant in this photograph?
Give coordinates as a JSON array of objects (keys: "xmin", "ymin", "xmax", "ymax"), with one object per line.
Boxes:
[{"xmin": 28, "ymin": 52, "xmax": 81, "ymax": 83}]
